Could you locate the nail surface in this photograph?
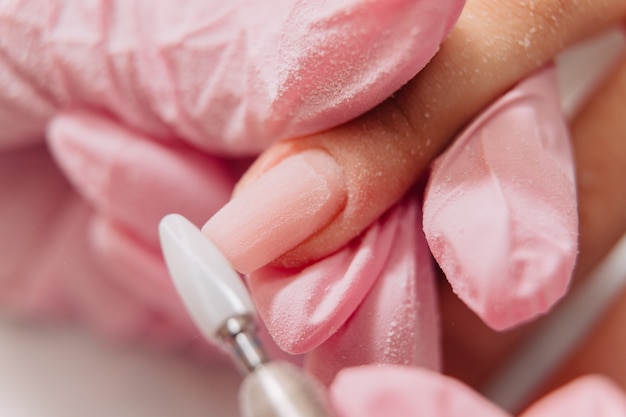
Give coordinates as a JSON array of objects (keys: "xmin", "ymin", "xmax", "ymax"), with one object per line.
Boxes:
[{"xmin": 203, "ymin": 149, "xmax": 347, "ymax": 273}]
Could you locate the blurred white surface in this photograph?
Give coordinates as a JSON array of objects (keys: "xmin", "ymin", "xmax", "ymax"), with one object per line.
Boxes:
[{"xmin": 0, "ymin": 319, "xmax": 241, "ymax": 417}]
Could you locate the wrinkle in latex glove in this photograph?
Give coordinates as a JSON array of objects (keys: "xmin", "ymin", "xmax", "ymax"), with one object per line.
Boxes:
[
  {"xmin": 243, "ymin": 66, "xmax": 577, "ymax": 381},
  {"xmin": 0, "ymin": 0, "xmax": 464, "ymax": 357},
  {"xmin": 423, "ymin": 65, "xmax": 577, "ymax": 330},
  {"xmin": 0, "ymin": 0, "xmax": 464, "ymax": 155},
  {"xmin": 247, "ymin": 198, "xmax": 398, "ymax": 354},
  {"xmin": 305, "ymin": 197, "xmax": 440, "ymax": 385}
]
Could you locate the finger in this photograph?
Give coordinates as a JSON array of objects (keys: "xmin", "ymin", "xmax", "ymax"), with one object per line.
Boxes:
[
  {"xmin": 246, "ymin": 192, "xmax": 402, "ymax": 354},
  {"xmin": 304, "ymin": 197, "xmax": 440, "ymax": 386},
  {"xmin": 47, "ymin": 110, "xmax": 235, "ymax": 245},
  {"xmin": 423, "ymin": 65, "xmax": 577, "ymax": 331},
  {"xmin": 330, "ymin": 365, "xmax": 509, "ymax": 417},
  {"xmin": 330, "ymin": 365, "xmax": 626, "ymax": 417},
  {"xmin": 480, "ymin": 236, "xmax": 626, "ymax": 412},
  {"xmin": 445, "ymin": 50, "xmax": 626, "ymax": 408},
  {"xmin": 87, "ymin": 216, "xmax": 198, "ymax": 337},
  {"xmin": 47, "ymin": 111, "xmax": 241, "ymax": 347},
  {"xmin": 204, "ymin": 0, "xmax": 626, "ymax": 273},
  {"xmin": 89, "ymin": 216, "xmax": 288, "ymax": 358},
  {"xmin": 441, "ymin": 41, "xmax": 626, "ymax": 389},
  {"xmin": 0, "ymin": 0, "xmax": 463, "ymax": 154},
  {"xmin": 521, "ymin": 376, "xmax": 626, "ymax": 417}
]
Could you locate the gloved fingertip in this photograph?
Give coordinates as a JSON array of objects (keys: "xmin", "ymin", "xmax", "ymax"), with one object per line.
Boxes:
[
  {"xmin": 522, "ymin": 375, "xmax": 626, "ymax": 417},
  {"xmin": 305, "ymin": 197, "xmax": 440, "ymax": 385},
  {"xmin": 48, "ymin": 111, "xmax": 235, "ymax": 243},
  {"xmin": 330, "ymin": 365, "xmax": 509, "ymax": 417},
  {"xmin": 423, "ymin": 66, "xmax": 577, "ymax": 330}
]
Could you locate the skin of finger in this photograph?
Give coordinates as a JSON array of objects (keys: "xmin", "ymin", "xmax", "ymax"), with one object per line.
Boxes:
[
  {"xmin": 441, "ymin": 53, "xmax": 626, "ymax": 392},
  {"xmin": 233, "ymin": 9, "xmax": 626, "ymax": 379},
  {"xmin": 237, "ymin": 0, "xmax": 626, "ymax": 268}
]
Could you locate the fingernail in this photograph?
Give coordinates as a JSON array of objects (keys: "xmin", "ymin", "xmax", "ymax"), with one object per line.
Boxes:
[{"xmin": 203, "ymin": 149, "xmax": 347, "ymax": 273}]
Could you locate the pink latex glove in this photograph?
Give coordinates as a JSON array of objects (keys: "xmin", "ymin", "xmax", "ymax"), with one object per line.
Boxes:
[
  {"xmin": 235, "ymin": 65, "xmax": 576, "ymax": 383},
  {"xmin": 250, "ymin": 195, "xmax": 441, "ymax": 385},
  {"xmin": 0, "ymin": 0, "xmax": 463, "ymax": 354},
  {"xmin": 330, "ymin": 365, "xmax": 626, "ymax": 417},
  {"xmin": 0, "ymin": 0, "xmax": 462, "ymax": 154},
  {"xmin": 423, "ymin": 65, "xmax": 578, "ymax": 331},
  {"xmin": 0, "ymin": 122, "xmax": 234, "ymax": 352}
]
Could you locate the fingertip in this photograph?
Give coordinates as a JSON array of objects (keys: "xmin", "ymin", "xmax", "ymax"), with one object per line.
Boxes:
[
  {"xmin": 305, "ymin": 198, "xmax": 441, "ymax": 385},
  {"xmin": 203, "ymin": 0, "xmax": 468, "ymax": 271},
  {"xmin": 49, "ymin": 111, "xmax": 235, "ymax": 244},
  {"xmin": 330, "ymin": 365, "xmax": 508, "ymax": 417},
  {"xmin": 203, "ymin": 148, "xmax": 348, "ymax": 273},
  {"xmin": 522, "ymin": 375, "xmax": 626, "ymax": 417},
  {"xmin": 423, "ymin": 66, "xmax": 577, "ymax": 330}
]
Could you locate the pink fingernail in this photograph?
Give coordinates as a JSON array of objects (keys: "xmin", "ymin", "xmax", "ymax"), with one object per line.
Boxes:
[{"xmin": 203, "ymin": 149, "xmax": 347, "ymax": 273}]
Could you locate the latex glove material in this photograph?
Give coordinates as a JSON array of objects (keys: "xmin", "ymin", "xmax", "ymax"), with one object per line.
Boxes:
[
  {"xmin": 0, "ymin": 145, "xmax": 201, "ymax": 348},
  {"xmin": 304, "ymin": 197, "xmax": 440, "ymax": 385},
  {"xmin": 242, "ymin": 67, "xmax": 577, "ymax": 383},
  {"xmin": 423, "ymin": 65, "xmax": 577, "ymax": 330},
  {"xmin": 0, "ymin": 0, "xmax": 464, "ymax": 155},
  {"xmin": 249, "ymin": 196, "xmax": 440, "ymax": 384},
  {"xmin": 0, "ymin": 0, "xmax": 464, "ymax": 356},
  {"xmin": 329, "ymin": 365, "xmax": 626, "ymax": 417}
]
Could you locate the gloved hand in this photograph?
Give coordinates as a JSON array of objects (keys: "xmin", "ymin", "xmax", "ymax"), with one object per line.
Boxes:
[
  {"xmin": 0, "ymin": 117, "xmax": 235, "ymax": 351},
  {"xmin": 2, "ymin": 0, "xmax": 611, "ymax": 395},
  {"xmin": 0, "ymin": 0, "xmax": 463, "ymax": 355},
  {"xmin": 329, "ymin": 364, "xmax": 626, "ymax": 417},
  {"xmin": 241, "ymin": 64, "xmax": 577, "ymax": 383}
]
